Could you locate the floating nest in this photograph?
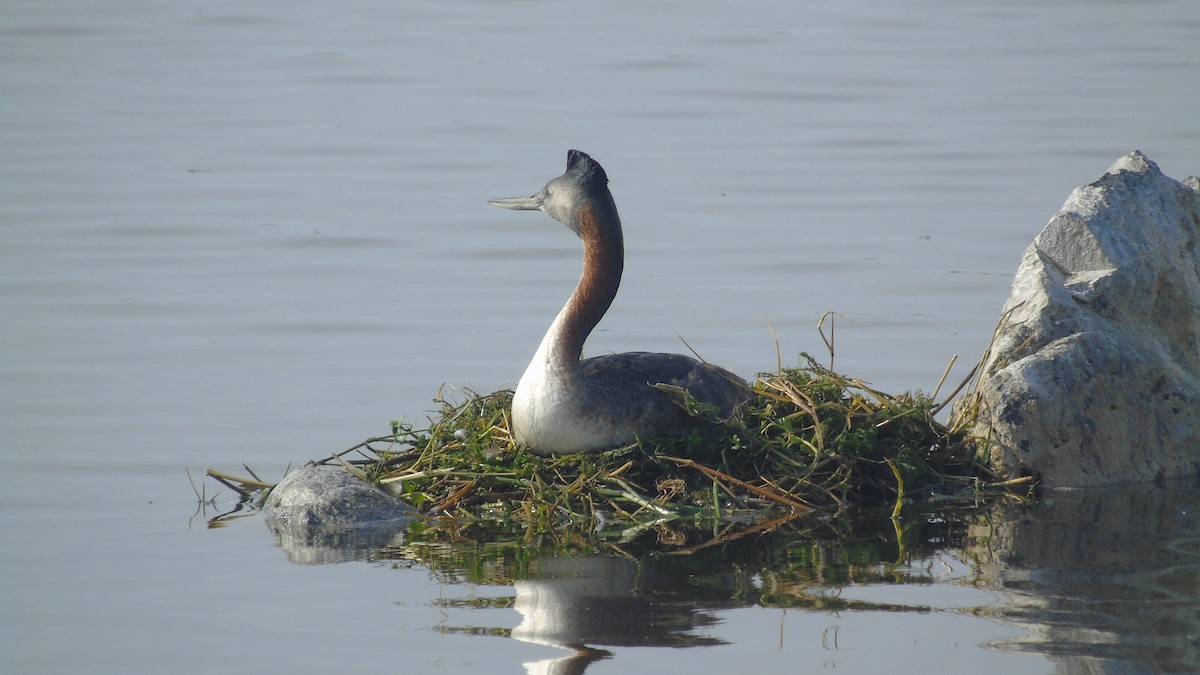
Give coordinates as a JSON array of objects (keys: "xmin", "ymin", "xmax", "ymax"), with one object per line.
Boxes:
[{"xmin": 208, "ymin": 348, "xmax": 1029, "ymax": 538}]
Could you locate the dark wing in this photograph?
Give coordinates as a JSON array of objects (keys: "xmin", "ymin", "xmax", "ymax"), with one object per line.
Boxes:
[{"xmin": 580, "ymin": 351, "xmax": 748, "ymax": 418}]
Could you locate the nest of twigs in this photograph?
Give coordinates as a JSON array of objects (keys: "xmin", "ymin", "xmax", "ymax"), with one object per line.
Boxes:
[{"xmin": 209, "ymin": 349, "xmax": 1027, "ymax": 535}]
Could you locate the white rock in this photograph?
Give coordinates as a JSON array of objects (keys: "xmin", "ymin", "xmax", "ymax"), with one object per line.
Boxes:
[
  {"xmin": 963, "ymin": 151, "xmax": 1200, "ymax": 487},
  {"xmin": 262, "ymin": 464, "xmax": 413, "ymax": 563}
]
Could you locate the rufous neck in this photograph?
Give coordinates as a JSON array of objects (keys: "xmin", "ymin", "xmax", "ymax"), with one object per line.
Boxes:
[{"xmin": 541, "ymin": 199, "xmax": 624, "ymax": 367}]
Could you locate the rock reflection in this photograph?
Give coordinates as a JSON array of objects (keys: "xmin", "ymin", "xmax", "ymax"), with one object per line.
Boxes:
[
  {"xmin": 981, "ymin": 478, "xmax": 1200, "ymax": 673},
  {"xmin": 265, "ymin": 520, "xmax": 407, "ymax": 565}
]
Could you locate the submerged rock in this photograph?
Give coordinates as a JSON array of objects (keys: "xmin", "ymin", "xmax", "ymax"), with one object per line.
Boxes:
[
  {"xmin": 263, "ymin": 464, "xmax": 414, "ymax": 564},
  {"xmin": 963, "ymin": 151, "xmax": 1200, "ymax": 487}
]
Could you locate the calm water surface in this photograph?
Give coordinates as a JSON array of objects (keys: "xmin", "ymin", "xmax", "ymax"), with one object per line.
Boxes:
[{"xmin": 3, "ymin": 0, "xmax": 1198, "ymax": 672}]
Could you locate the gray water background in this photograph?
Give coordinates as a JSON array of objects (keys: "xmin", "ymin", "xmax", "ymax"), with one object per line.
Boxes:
[{"xmin": 2, "ymin": 0, "xmax": 1198, "ymax": 672}]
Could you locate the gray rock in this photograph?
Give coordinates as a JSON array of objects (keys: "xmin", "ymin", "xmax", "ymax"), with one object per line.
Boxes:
[
  {"xmin": 962, "ymin": 151, "xmax": 1200, "ymax": 487},
  {"xmin": 263, "ymin": 464, "xmax": 414, "ymax": 564}
]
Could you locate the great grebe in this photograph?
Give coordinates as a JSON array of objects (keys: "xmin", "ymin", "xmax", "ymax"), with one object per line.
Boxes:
[{"xmin": 489, "ymin": 150, "xmax": 748, "ymax": 454}]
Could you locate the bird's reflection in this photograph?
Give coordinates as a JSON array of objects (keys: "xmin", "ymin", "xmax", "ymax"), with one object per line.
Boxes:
[{"xmin": 511, "ymin": 555, "xmax": 723, "ymax": 674}]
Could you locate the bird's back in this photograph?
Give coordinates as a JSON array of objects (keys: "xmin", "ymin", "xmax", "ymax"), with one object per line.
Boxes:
[{"xmin": 576, "ymin": 351, "xmax": 748, "ymax": 444}]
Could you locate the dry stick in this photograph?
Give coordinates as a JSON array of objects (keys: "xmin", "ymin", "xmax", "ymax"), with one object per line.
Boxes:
[
  {"xmin": 936, "ymin": 302, "xmax": 1027, "ymax": 419},
  {"xmin": 242, "ymin": 465, "xmax": 264, "ymax": 483},
  {"xmin": 379, "ymin": 467, "xmax": 458, "ymax": 484},
  {"xmin": 758, "ymin": 376, "xmax": 825, "ymax": 451},
  {"xmin": 986, "ymin": 475, "xmax": 1035, "ymax": 489},
  {"xmin": 315, "ymin": 433, "xmax": 415, "ymax": 466},
  {"xmin": 206, "ymin": 468, "xmax": 273, "ymax": 491},
  {"xmin": 668, "ymin": 510, "xmax": 810, "ymax": 556},
  {"xmin": 928, "ymin": 354, "xmax": 958, "ymax": 407},
  {"xmin": 756, "ymin": 475, "xmax": 815, "ymax": 509},
  {"xmin": 817, "ymin": 310, "xmax": 842, "ymax": 371},
  {"xmin": 333, "ymin": 454, "xmax": 369, "ymax": 481},
  {"xmin": 766, "ymin": 320, "xmax": 783, "ymax": 375},
  {"xmin": 605, "ymin": 460, "xmax": 634, "ymax": 479},
  {"xmin": 930, "ymin": 361, "xmax": 981, "ymax": 418},
  {"xmin": 430, "ymin": 479, "xmax": 478, "ymax": 515},
  {"xmin": 601, "ymin": 477, "xmax": 673, "ymax": 516},
  {"xmin": 185, "ymin": 468, "xmax": 204, "ymax": 500},
  {"xmin": 659, "ymin": 455, "xmax": 813, "ymax": 512},
  {"xmin": 847, "ymin": 378, "xmax": 897, "ymax": 408}
]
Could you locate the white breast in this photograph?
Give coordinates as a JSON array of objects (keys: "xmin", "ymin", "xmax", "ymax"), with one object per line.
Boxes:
[{"xmin": 511, "ymin": 353, "xmax": 630, "ymax": 454}]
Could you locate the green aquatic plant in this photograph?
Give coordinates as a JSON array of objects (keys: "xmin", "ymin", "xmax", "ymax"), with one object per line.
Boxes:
[{"xmin": 210, "ymin": 352, "xmax": 1020, "ymax": 533}]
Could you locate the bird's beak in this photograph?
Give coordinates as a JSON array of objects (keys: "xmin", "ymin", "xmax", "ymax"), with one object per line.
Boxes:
[{"xmin": 488, "ymin": 194, "xmax": 543, "ymax": 211}]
